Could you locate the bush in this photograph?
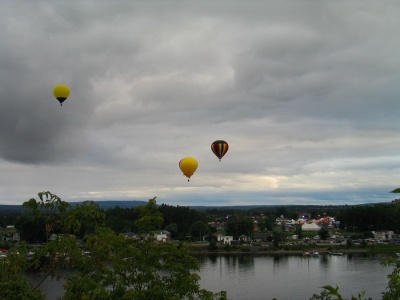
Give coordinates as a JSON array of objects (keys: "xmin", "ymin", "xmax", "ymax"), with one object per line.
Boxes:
[{"xmin": 208, "ymin": 239, "xmax": 218, "ymax": 251}]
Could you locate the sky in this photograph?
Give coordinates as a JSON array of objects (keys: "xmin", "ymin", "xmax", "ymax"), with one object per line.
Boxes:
[{"xmin": 1, "ymin": 1, "xmax": 400, "ymax": 207}]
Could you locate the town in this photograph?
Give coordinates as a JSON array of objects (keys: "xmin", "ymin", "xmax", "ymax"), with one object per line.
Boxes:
[{"xmin": 2, "ymin": 198, "xmax": 400, "ymax": 255}]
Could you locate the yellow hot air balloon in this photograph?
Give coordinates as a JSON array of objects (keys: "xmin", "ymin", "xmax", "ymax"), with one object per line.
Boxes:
[
  {"xmin": 179, "ymin": 157, "xmax": 198, "ymax": 181},
  {"xmin": 53, "ymin": 85, "xmax": 71, "ymax": 106}
]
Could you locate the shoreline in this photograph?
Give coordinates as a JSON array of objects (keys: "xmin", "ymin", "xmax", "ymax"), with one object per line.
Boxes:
[
  {"xmin": 190, "ymin": 248, "xmax": 369, "ymax": 255},
  {"xmin": 186, "ymin": 243, "xmax": 400, "ymax": 256}
]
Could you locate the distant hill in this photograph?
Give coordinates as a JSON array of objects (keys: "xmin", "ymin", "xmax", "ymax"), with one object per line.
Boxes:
[
  {"xmin": 80, "ymin": 200, "xmax": 149, "ymax": 209},
  {"xmin": 0, "ymin": 200, "xmax": 149, "ymax": 213},
  {"xmin": 0, "ymin": 200, "xmax": 391, "ymax": 213},
  {"xmin": 0, "ymin": 205, "xmax": 23, "ymax": 213}
]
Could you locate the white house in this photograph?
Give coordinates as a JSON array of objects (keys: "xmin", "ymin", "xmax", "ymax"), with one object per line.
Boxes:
[
  {"xmin": 152, "ymin": 230, "xmax": 170, "ymax": 242},
  {"xmin": 372, "ymin": 231, "xmax": 394, "ymax": 241},
  {"xmin": 223, "ymin": 236, "xmax": 233, "ymax": 245}
]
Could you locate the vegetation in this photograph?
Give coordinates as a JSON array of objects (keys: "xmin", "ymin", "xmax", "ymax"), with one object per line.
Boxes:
[
  {"xmin": 0, "ymin": 192, "xmax": 226, "ymax": 300},
  {"xmin": 3, "ymin": 192, "xmax": 400, "ymax": 299}
]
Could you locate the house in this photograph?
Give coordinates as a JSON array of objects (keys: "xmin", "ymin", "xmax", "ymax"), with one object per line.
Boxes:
[
  {"xmin": 223, "ymin": 236, "xmax": 233, "ymax": 245},
  {"xmin": 253, "ymin": 232, "xmax": 270, "ymax": 242},
  {"xmin": 152, "ymin": 230, "xmax": 170, "ymax": 242},
  {"xmin": 124, "ymin": 231, "xmax": 170, "ymax": 242},
  {"xmin": 213, "ymin": 233, "xmax": 224, "ymax": 242},
  {"xmin": 372, "ymin": 231, "xmax": 394, "ymax": 241},
  {"xmin": 238, "ymin": 234, "xmax": 250, "ymax": 243}
]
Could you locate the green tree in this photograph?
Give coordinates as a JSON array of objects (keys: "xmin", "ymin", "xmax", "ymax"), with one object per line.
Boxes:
[
  {"xmin": 2, "ymin": 192, "xmax": 226, "ymax": 299},
  {"xmin": 189, "ymin": 221, "xmax": 209, "ymax": 241},
  {"xmin": 294, "ymin": 224, "xmax": 303, "ymax": 239},
  {"xmin": 272, "ymin": 230, "xmax": 282, "ymax": 248},
  {"xmin": 237, "ymin": 217, "xmax": 254, "ymax": 239},
  {"xmin": 165, "ymin": 223, "xmax": 179, "ymax": 238},
  {"xmin": 382, "ymin": 257, "xmax": 400, "ymax": 299},
  {"xmin": 134, "ymin": 197, "xmax": 163, "ymax": 233},
  {"xmin": 309, "ymin": 285, "xmax": 370, "ymax": 300},
  {"xmin": 0, "ymin": 241, "xmax": 45, "ymax": 300},
  {"xmin": 318, "ymin": 226, "xmax": 330, "ymax": 240},
  {"xmin": 62, "ymin": 227, "xmax": 226, "ymax": 300}
]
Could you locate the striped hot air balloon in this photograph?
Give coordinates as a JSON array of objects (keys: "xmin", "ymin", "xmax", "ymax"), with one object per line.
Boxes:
[{"xmin": 211, "ymin": 140, "xmax": 229, "ymax": 161}]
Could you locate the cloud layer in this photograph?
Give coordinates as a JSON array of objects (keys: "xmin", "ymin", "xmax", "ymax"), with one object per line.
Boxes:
[{"xmin": 1, "ymin": 1, "xmax": 400, "ymax": 205}]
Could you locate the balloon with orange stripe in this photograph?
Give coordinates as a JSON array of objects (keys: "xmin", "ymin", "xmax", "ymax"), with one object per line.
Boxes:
[{"xmin": 211, "ymin": 140, "xmax": 229, "ymax": 161}]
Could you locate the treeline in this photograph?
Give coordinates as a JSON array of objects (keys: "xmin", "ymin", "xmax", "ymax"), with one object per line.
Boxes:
[
  {"xmin": 8, "ymin": 201, "xmax": 209, "ymax": 243},
  {"xmin": 105, "ymin": 203, "xmax": 208, "ymax": 239},
  {"xmin": 336, "ymin": 203, "xmax": 400, "ymax": 233},
  {"xmin": 3, "ymin": 200, "xmax": 400, "ymax": 244}
]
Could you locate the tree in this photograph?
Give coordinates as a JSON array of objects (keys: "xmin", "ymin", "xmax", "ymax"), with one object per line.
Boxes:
[
  {"xmin": 381, "ymin": 257, "xmax": 400, "ymax": 299},
  {"xmin": 165, "ymin": 223, "xmax": 179, "ymax": 238},
  {"xmin": 0, "ymin": 241, "xmax": 46, "ymax": 300},
  {"xmin": 294, "ymin": 224, "xmax": 303, "ymax": 239},
  {"xmin": 62, "ymin": 227, "xmax": 226, "ymax": 300},
  {"xmin": 134, "ymin": 197, "xmax": 163, "ymax": 233},
  {"xmin": 272, "ymin": 230, "xmax": 282, "ymax": 248},
  {"xmin": 309, "ymin": 285, "xmax": 370, "ymax": 300},
  {"xmin": 1, "ymin": 192, "xmax": 226, "ymax": 299},
  {"xmin": 318, "ymin": 226, "xmax": 330, "ymax": 240},
  {"xmin": 189, "ymin": 221, "xmax": 209, "ymax": 241}
]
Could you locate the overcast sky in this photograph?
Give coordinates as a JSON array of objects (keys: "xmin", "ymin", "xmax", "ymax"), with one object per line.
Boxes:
[{"xmin": 1, "ymin": 1, "xmax": 400, "ymax": 206}]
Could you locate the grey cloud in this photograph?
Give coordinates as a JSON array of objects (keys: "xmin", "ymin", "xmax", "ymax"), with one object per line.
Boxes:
[{"xmin": 1, "ymin": 1, "xmax": 400, "ymax": 205}]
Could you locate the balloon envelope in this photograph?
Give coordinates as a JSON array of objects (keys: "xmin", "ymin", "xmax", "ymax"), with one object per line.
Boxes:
[
  {"xmin": 179, "ymin": 157, "xmax": 198, "ymax": 181},
  {"xmin": 211, "ymin": 140, "xmax": 229, "ymax": 161},
  {"xmin": 53, "ymin": 85, "xmax": 71, "ymax": 106}
]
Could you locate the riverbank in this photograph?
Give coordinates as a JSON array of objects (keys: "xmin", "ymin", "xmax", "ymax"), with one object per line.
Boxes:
[{"xmin": 187, "ymin": 242, "xmax": 399, "ymax": 256}]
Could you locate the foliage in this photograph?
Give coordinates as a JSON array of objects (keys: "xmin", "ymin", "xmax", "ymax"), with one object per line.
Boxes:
[
  {"xmin": 190, "ymin": 221, "xmax": 210, "ymax": 241},
  {"xmin": 62, "ymin": 227, "xmax": 226, "ymax": 299},
  {"xmin": 165, "ymin": 223, "xmax": 179, "ymax": 238},
  {"xmin": 159, "ymin": 204, "xmax": 207, "ymax": 238},
  {"xmin": 318, "ymin": 227, "xmax": 330, "ymax": 240},
  {"xmin": 381, "ymin": 257, "xmax": 400, "ymax": 299},
  {"xmin": 224, "ymin": 216, "xmax": 254, "ymax": 239},
  {"xmin": 134, "ymin": 197, "xmax": 164, "ymax": 233},
  {"xmin": 294, "ymin": 224, "xmax": 303, "ymax": 239},
  {"xmin": 208, "ymin": 239, "xmax": 218, "ymax": 251},
  {"xmin": 336, "ymin": 203, "xmax": 400, "ymax": 233},
  {"xmin": 2, "ymin": 192, "xmax": 226, "ymax": 299},
  {"xmin": 272, "ymin": 230, "xmax": 282, "ymax": 248},
  {"xmin": 309, "ymin": 285, "xmax": 371, "ymax": 300},
  {"xmin": 0, "ymin": 241, "xmax": 45, "ymax": 300}
]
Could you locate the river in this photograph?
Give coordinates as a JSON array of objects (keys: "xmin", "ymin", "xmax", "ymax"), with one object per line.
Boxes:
[
  {"xmin": 196, "ymin": 253, "xmax": 392, "ymax": 300},
  {"xmin": 32, "ymin": 253, "xmax": 392, "ymax": 300}
]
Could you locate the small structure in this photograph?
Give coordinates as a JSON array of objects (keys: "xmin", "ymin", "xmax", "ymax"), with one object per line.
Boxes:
[
  {"xmin": 238, "ymin": 234, "xmax": 250, "ymax": 243},
  {"xmin": 302, "ymin": 222, "xmax": 321, "ymax": 232},
  {"xmin": 253, "ymin": 232, "xmax": 270, "ymax": 242},
  {"xmin": 372, "ymin": 230, "xmax": 394, "ymax": 241},
  {"xmin": 152, "ymin": 230, "xmax": 171, "ymax": 242},
  {"xmin": 223, "ymin": 236, "xmax": 233, "ymax": 245},
  {"xmin": 12, "ymin": 232, "xmax": 20, "ymax": 242}
]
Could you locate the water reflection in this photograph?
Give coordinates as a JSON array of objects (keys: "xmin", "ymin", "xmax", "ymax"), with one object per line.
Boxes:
[
  {"xmin": 198, "ymin": 254, "xmax": 389, "ymax": 300},
  {"xmin": 28, "ymin": 253, "xmax": 390, "ymax": 300}
]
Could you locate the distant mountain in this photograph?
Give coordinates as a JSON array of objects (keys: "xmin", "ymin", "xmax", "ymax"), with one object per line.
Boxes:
[
  {"xmin": 0, "ymin": 200, "xmax": 149, "ymax": 213},
  {"xmin": 0, "ymin": 205, "xmax": 23, "ymax": 213},
  {"xmin": 81, "ymin": 200, "xmax": 149, "ymax": 209}
]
